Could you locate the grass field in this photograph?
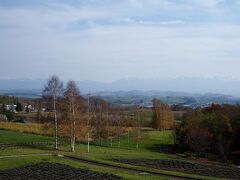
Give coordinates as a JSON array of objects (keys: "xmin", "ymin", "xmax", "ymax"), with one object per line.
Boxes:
[
  {"xmin": 0, "ymin": 129, "xmax": 170, "ymax": 179},
  {"xmin": 93, "ymin": 130, "xmax": 175, "ymax": 149},
  {"xmin": 0, "ymin": 129, "xmax": 53, "ymax": 144},
  {"xmin": 0, "ymin": 129, "xmax": 230, "ymax": 180},
  {"xmin": 0, "ymin": 122, "xmax": 53, "ymax": 136}
]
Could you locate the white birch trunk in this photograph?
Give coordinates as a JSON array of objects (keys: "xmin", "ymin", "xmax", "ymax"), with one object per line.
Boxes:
[
  {"xmin": 87, "ymin": 95, "xmax": 90, "ymax": 152},
  {"xmin": 71, "ymin": 96, "xmax": 76, "ymax": 152},
  {"xmin": 53, "ymin": 95, "xmax": 58, "ymax": 150},
  {"xmin": 87, "ymin": 132, "xmax": 90, "ymax": 153}
]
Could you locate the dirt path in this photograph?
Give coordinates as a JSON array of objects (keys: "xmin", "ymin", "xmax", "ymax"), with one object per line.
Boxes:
[{"xmin": 64, "ymin": 155, "xmax": 202, "ymax": 180}]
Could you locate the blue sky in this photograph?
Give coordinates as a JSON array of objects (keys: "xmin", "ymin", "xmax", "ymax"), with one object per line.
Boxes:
[{"xmin": 1, "ymin": 0, "xmax": 240, "ymax": 82}]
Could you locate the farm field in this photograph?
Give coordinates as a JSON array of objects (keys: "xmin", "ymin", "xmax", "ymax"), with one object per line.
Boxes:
[
  {"xmin": 0, "ymin": 163, "xmax": 122, "ymax": 180},
  {"xmin": 0, "ymin": 129, "xmax": 237, "ymax": 179},
  {"xmin": 113, "ymin": 159, "xmax": 240, "ymax": 179}
]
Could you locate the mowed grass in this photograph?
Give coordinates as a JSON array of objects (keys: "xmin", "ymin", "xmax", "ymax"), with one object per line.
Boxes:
[
  {"xmin": 0, "ymin": 128, "xmax": 176, "ymax": 162},
  {"xmin": 0, "ymin": 129, "xmax": 224, "ymax": 180},
  {"xmin": 142, "ymin": 130, "xmax": 175, "ymax": 148},
  {"xmin": 0, "ymin": 130, "xmax": 172, "ymax": 179},
  {"xmin": 93, "ymin": 130, "xmax": 175, "ymax": 150},
  {"xmin": 0, "ymin": 129, "xmax": 173, "ymax": 160},
  {"xmin": 0, "ymin": 129, "xmax": 53, "ymax": 144}
]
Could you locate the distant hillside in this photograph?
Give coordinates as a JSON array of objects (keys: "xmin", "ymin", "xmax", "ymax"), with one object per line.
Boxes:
[
  {"xmin": 0, "ymin": 79, "xmax": 46, "ymax": 90},
  {"xmin": 89, "ymin": 91, "xmax": 240, "ymax": 106},
  {"xmin": 0, "ymin": 78, "xmax": 240, "ymax": 105},
  {"xmin": 1, "ymin": 77, "xmax": 240, "ymax": 96},
  {"xmin": 76, "ymin": 78, "xmax": 240, "ymax": 96},
  {"xmin": 0, "ymin": 89, "xmax": 42, "ymax": 98}
]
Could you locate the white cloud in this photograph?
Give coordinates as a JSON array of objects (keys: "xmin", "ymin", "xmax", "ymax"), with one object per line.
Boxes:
[
  {"xmin": 0, "ymin": 0, "xmax": 234, "ymax": 32},
  {"xmin": 191, "ymin": 0, "xmax": 225, "ymax": 8},
  {"xmin": 0, "ymin": 0, "xmax": 240, "ymax": 81},
  {"xmin": 0, "ymin": 5, "xmax": 112, "ymax": 30},
  {"xmin": 1, "ymin": 21, "xmax": 240, "ymax": 81}
]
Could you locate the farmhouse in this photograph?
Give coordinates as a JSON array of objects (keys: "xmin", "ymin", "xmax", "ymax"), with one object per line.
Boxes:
[{"xmin": 4, "ymin": 104, "xmax": 16, "ymax": 112}]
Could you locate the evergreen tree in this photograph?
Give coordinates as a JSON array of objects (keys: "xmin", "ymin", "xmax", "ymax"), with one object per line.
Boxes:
[{"xmin": 16, "ymin": 102, "xmax": 23, "ymax": 112}]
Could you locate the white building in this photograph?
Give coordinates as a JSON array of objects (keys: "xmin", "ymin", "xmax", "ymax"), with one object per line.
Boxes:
[{"xmin": 4, "ymin": 104, "xmax": 16, "ymax": 112}]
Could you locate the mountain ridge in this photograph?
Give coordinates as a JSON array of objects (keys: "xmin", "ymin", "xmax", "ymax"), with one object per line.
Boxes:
[{"xmin": 0, "ymin": 77, "xmax": 240, "ymax": 97}]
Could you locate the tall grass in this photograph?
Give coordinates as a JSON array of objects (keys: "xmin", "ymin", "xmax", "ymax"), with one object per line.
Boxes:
[{"xmin": 0, "ymin": 122, "xmax": 53, "ymax": 136}]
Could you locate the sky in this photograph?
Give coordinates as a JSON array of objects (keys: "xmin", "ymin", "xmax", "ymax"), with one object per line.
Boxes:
[{"xmin": 1, "ymin": 0, "xmax": 240, "ymax": 82}]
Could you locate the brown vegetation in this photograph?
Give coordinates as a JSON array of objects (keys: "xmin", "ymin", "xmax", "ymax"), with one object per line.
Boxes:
[
  {"xmin": 152, "ymin": 98, "xmax": 174, "ymax": 130},
  {"xmin": 177, "ymin": 104, "xmax": 240, "ymax": 161},
  {"xmin": 0, "ymin": 122, "xmax": 53, "ymax": 136}
]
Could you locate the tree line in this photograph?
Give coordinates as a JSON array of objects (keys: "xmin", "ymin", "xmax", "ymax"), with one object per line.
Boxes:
[
  {"xmin": 176, "ymin": 104, "xmax": 240, "ymax": 161},
  {"xmin": 0, "ymin": 75, "xmax": 176, "ymax": 153},
  {"xmin": 42, "ymin": 75, "xmax": 85, "ymax": 151},
  {"xmin": 42, "ymin": 75, "xmax": 159, "ymax": 152}
]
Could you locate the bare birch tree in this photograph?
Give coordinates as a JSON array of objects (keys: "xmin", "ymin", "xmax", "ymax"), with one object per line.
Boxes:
[
  {"xmin": 43, "ymin": 75, "xmax": 63, "ymax": 150},
  {"xmin": 91, "ymin": 97, "xmax": 108, "ymax": 145},
  {"xmin": 87, "ymin": 94, "xmax": 91, "ymax": 152},
  {"xmin": 64, "ymin": 80, "xmax": 82, "ymax": 152}
]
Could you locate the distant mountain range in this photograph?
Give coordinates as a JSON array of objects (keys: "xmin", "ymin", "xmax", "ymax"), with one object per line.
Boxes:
[
  {"xmin": 77, "ymin": 78, "xmax": 240, "ymax": 97},
  {"xmin": 0, "ymin": 77, "xmax": 240, "ymax": 96},
  {"xmin": 91, "ymin": 90, "xmax": 240, "ymax": 106},
  {"xmin": 1, "ymin": 78, "xmax": 240, "ymax": 106}
]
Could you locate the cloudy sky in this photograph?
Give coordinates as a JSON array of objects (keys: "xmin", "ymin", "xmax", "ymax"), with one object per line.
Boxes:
[{"xmin": 1, "ymin": 0, "xmax": 240, "ymax": 82}]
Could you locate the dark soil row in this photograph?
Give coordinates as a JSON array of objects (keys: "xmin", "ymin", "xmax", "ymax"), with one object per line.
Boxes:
[
  {"xmin": 113, "ymin": 159, "xmax": 240, "ymax": 179},
  {"xmin": 0, "ymin": 163, "xmax": 122, "ymax": 180},
  {"xmin": 0, "ymin": 141, "xmax": 64, "ymax": 147}
]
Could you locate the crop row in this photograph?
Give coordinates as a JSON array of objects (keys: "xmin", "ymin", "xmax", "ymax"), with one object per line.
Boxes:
[
  {"xmin": 0, "ymin": 163, "xmax": 122, "ymax": 180},
  {"xmin": 113, "ymin": 159, "xmax": 240, "ymax": 179}
]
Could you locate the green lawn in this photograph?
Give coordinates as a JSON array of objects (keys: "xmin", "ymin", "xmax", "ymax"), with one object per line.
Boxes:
[
  {"xmin": 93, "ymin": 130, "xmax": 175, "ymax": 149},
  {"xmin": 0, "ymin": 129, "xmax": 53, "ymax": 144},
  {"xmin": 0, "ymin": 129, "xmax": 226, "ymax": 180},
  {"xmin": 0, "ymin": 129, "xmax": 174, "ymax": 160},
  {"xmin": 142, "ymin": 130, "xmax": 175, "ymax": 148},
  {"xmin": 0, "ymin": 130, "xmax": 175, "ymax": 164},
  {"xmin": 0, "ymin": 128, "xmax": 175, "ymax": 149}
]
